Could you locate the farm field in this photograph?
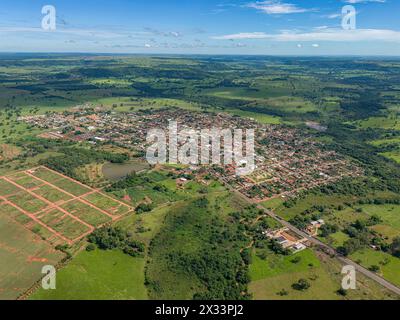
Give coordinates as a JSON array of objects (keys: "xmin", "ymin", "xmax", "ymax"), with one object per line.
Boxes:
[
  {"xmin": 0, "ymin": 212, "xmax": 65, "ymax": 300},
  {"xmin": 30, "ymin": 249, "xmax": 147, "ymax": 300}
]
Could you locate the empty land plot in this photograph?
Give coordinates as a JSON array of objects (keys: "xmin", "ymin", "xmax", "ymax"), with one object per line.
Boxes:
[
  {"xmin": 0, "ymin": 201, "xmax": 24, "ymax": 220},
  {"xmin": 0, "ymin": 214, "xmax": 64, "ymax": 300},
  {"xmin": 6, "ymin": 172, "xmax": 28, "ymax": 181},
  {"xmin": 29, "ymin": 167, "xmax": 93, "ymax": 196},
  {"xmin": 0, "ymin": 201, "xmax": 64, "ymax": 245},
  {"xmin": 83, "ymin": 192, "xmax": 131, "ymax": 216},
  {"xmin": 50, "ymin": 178, "xmax": 92, "ymax": 197},
  {"xmin": 12, "ymin": 174, "xmax": 43, "ymax": 190},
  {"xmin": 0, "ymin": 178, "xmax": 21, "ymax": 197},
  {"xmin": 7, "ymin": 191, "xmax": 48, "ymax": 214},
  {"xmin": 32, "ymin": 184, "xmax": 72, "ymax": 203},
  {"xmin": 29, "ymin": 167, "xmax": 63, "ymax": 183},
  {"xmin": 44, "ymin": 212, "xmax": 91, "ymax": 241},
  {"xmin": 38, "ymin": 208, "xmax": 66, "ymax": 226},
  {"xmin": 61, "ymin": 201, "xmax": 112, "ymax": 227}
]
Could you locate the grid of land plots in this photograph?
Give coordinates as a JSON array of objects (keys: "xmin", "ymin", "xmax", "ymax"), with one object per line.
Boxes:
[{"xmin": 0, "ymin": 166, "xmax": 133, "ymax": 245}]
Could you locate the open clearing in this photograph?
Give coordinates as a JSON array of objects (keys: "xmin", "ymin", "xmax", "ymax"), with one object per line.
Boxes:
[
  {"xmin": 351, "ymin": 249, "xmax": 400, "ymax": 287},
  {"xmin": 249, "ymin": 249, "xmax": 396, "ymax": 300},
  {"xmin": 30, "ymin": 249, "xmax": 147, "ymax": 300}
]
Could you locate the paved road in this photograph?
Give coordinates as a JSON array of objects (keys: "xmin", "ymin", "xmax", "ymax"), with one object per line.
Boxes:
[{"xmin": 219, "ymin": 177, "xmax": 400, "ymax": 297}]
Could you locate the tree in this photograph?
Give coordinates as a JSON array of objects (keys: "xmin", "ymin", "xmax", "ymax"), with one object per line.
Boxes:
[
  {"xmin": 337, "ymin": 288, "xmax": 348, "ymax": 296},
  {"xmin": 369, "ymin": 265, "xmax": 380, "ymax": 273},
  {"xmin": 86, "ymin": 244, "xmax": 96, "ymax": 252},
  {"xmin": 135, "ymin": 203, "xmax": 153, "ymax": 213},
  {"xmin": 390, "ymin": 237, "xmax": 400, "ymax": 258},
  {"xmin": 292, "ymin": 279, "xmax": 311, "ymax": 291}
]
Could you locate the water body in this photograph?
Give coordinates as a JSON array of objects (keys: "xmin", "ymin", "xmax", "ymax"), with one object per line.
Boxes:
[{"xmin": 102, "ymin": 160, "xmax": 149, "ymax": 181}]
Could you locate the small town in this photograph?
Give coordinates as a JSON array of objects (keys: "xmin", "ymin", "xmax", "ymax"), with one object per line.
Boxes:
[{"xmin": 19, "ymin": 105, "xmax": 361, "ymax": 202}]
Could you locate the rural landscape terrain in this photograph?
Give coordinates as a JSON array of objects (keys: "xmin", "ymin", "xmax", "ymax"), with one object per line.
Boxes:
[{"xmin": 0, "ymin": 53, "xmax": 400, "ymax": 300}]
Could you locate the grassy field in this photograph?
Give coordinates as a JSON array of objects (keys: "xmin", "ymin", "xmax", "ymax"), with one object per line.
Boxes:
[
  {"xmin": 380, "ymin": 150, "xmax": 400, "ymax": 164},
  {"xmin": 249, "ymin": 248, "xmax": 341, "ymax": 300},
  {"xmin": 249, "ymin": 248, "xmax": 397, "ymax": 300},
  {"xmin": 356, "ymin": 116, "xmax": 400, "ymax": 130},
  {"xmin": 0, "ymin": 144, "xmax": 21, "ymax": 161},
  {"xmin": 362, "ymin": 204, "xmax": 400, "ymax": 241},
  {"xmin": 369, "ymin": 137, "xmax": 400, "ymax": 147},
  {"xmin": 351, "ymin": 249, "xmax": 400, "ymax": 287},
  {"xmin": 274, "ymin": 194, "xmax": 358, "ymax": 221},
  {"xmin": 250, "ymin": 249, "xmax": 320, "ymax": 281},
  {"xmin": 30, "ymin": 249, "xmax": 147, "ymax": 300},
  {"xmin": 325, "ymin": 231, "xmax": 350, "ymax": 248},
  {"xmin": 323, "ymin": 204, "xmax": 400, "ymax": 241}
]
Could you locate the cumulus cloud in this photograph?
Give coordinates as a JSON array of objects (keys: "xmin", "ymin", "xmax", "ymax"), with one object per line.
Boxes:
[{"xmin": 246, "ymin": 1, "xmax": 314, "ymax": 14}]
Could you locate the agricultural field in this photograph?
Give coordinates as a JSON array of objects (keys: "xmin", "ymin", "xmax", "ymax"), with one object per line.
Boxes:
[{"xmin": 0, "ymin": 208, "xmax": 65, "ymax": 300}]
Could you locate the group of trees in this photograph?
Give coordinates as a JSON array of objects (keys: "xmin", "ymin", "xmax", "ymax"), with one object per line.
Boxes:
[
  {"xmin": 337, "ymin": 217, "xmax": 383, "ymax": 256},
  {"xmin": 146, "ymin": 197, "xmax": 252, "ymax": 300},
  {"xmin": 41, "ymin": 147, "xmax": 129, "ymax": 180},
  {"xmin": 88, "ymin": 227, "xmax": 145, "ymax": 258}
]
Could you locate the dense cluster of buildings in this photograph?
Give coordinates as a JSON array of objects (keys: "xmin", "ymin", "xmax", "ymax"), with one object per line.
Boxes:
[{"xmin": 20, "ymin": 106, "xmax": 361, "ymax": 201}]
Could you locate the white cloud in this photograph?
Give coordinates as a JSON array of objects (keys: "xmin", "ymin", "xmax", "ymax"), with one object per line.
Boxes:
[
  {"xmin": 343, "ymin": 0, "xmax": 385, "ymax": 3},
  {"xmin": 0, "ymin": 26, "xmax": 148, "ymax": 39},
  {"xmin": 212, "ymin": 32, "xmax": 270, "ymax": 40},
  {"xmin": 327, "ymin": 13, "xmax": 341, "ymax": 19},
  {"xmin": 246, "ymin": 1, "xmax": 314, "ymax": 14},
  {"xmin": 312, "ymin": 43, "xmax": 320, "ymax": 47},
  {"xmin": 212, "ymin": 28, "xmax": 400, "ymax": 42}
]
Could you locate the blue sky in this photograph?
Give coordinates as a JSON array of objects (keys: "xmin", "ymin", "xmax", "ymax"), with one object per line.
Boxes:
[{"xmin": 0, "ymin": 0, "xmax": 399, "ymax": 55}]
